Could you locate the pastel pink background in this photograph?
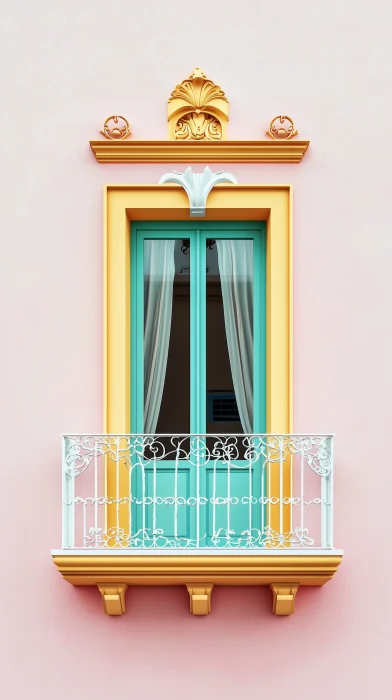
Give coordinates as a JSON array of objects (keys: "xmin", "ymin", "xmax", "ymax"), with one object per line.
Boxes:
[{"xmin": 1, "ymin": 1, "xmax": 391, "ymax": 698}]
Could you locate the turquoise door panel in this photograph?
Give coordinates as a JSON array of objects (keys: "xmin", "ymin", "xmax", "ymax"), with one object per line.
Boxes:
[
  {"xmin": 130, "ymin": 222, "xmax": 266, "ymax": 548},
  {"xmin": 133, "ymin": 463, "xmax": 192, "ymax": 547},
  {"xmin": 202, "ymin": 464, "xmax": 262, "ymax": 547}
]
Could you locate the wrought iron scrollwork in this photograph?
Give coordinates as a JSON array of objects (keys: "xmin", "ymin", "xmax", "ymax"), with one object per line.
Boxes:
[{"xmin": 63, "ymin": 433, "xmax": 333, "ymax": 550}]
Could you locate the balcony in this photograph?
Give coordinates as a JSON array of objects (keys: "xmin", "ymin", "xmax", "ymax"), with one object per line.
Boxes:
[{"xmin": 52, "ymin": 434, "xmax": 343, "ymax": 616}]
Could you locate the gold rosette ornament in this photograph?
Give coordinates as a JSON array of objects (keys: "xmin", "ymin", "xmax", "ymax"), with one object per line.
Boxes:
[
  {"xmin": 266, "ymin": 115, "xmax": 298, "ymax": 140},
  {"xmin": 101, "ymin": 115, "xmax": 131, "ymax": 140}
]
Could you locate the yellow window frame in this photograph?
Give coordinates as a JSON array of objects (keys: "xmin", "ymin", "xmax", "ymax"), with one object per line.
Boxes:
[{"xmin": 104, "ymin": 183, "xmax": 292, "ymax": 536}]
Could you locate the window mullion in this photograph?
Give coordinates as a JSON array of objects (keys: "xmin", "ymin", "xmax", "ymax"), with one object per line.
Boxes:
[{"xmin": 190, "ymin": 228, "xmax": 206, "ymax": 435}]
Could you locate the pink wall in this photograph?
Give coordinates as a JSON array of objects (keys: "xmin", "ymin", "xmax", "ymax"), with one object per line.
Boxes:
[{"xmin": 1, "ymin": 1, "xmax": 391, "ymax": 697}]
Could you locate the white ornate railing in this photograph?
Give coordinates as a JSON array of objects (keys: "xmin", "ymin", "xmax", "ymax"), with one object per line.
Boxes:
[{"xmin": 62, "ymin": 434, "xmax": 334, "ymax": 551}]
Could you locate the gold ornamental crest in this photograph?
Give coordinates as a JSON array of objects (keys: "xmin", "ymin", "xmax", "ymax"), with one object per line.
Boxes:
[{"xmin": 168, "ymin": 68, "xmax": 229, "ymax": 141}]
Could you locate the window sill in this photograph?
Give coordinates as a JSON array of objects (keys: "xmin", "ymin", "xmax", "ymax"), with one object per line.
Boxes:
[
  {"xmin": 89, "ymin": 139, "xmax": 310, "ymax": 164},
  {"xmin": 52, "ymin": 549, "xmax": 343, "ymax": 616}
]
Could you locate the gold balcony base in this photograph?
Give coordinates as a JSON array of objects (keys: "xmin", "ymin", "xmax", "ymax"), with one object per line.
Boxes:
[{"xmin": 52, "ymin": 552, "xmax": 342, "ymax": 616}]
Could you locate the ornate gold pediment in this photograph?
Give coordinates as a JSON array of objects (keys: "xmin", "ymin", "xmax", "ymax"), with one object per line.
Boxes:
[
  {"xmin": 89, "ymin": 69, "xmax": 310, "ymax": 161},
  {"xmin": 168, "ymin": 68, "xmax": 229, "ymax": 140}
]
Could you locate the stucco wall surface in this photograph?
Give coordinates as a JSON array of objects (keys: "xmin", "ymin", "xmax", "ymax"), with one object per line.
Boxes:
[{"xmin": 1, "ymin": 1, "xmax": 391, "ymax": 698}]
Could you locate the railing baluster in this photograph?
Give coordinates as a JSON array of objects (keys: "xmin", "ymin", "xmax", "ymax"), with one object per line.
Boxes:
[
  {"xmin": 128, "ymin": 439, "xmax": 132, "ymax": 549},
  {"xmin": 227, "ymin": 448, "xmax": 231, "ymax": 538},
  {"xmin": 83, "ymin": 500, "xmax": 87, "ymax": 547},
  {"xmin": 321, "ymin": 437, "xmax": 333, "ymax": 548},
  {"xmin": 300, "ymin": 449, "xmax": 304, "ymax": 539},
  {"xmin": 267, "ymin": 439, "xmax": 271, "ymax": 539},
  {"xmin": 142, "ymin": 459, "xmax": 146, "ymax": 547},
  {"xmin": 153, "ymin": 446, "xmax": 157, "ymax": 536},
  {"xmin": 62, "ymin": 437, "xmax": 75, "ymax": 549},
  {"xmin": 261, "ymin": 442, "xmax": 265, "ymax": 540},
  {"xmin": 174, "ymin": 439, "xmax": 178, "ymax": 542},
  {"xmin": 196, "ymin": 437, "xmax": 200, "ymax": 548},
  {"xmin": 328, "ymin": 436, "xmax": 335, "ymax": 547},
  {"xmin": 248, "ymin": 439, "xmax": 252, "ymax": 537},
  {"xmin": 279, "ymin": 437, "xmax": 283, "ymax": 537},
  {"xmin": 213, "ymin": 447, "xmax": 217, "ymax": 542},
  {"xmin": 330, "ymin": 437, "xmax": 334, "ymax": 547},
  {"xmin": 290, "ymin": 450, "xmax": 293, "ymax": 537},
  {"xmin": 94, "ymin": 439, "xmax": 98, "ymax": 538},
  {"xmin": 116, "ymin": 437, "xmax": 119, "ymax": 541}
]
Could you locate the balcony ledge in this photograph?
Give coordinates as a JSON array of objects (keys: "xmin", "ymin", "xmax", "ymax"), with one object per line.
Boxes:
[{"xmin": 52, "ymin": 549, "xmax": 343, "ymax": 617}]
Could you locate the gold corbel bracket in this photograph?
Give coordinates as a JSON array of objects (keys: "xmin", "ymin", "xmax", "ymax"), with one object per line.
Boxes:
[
  {"xmin": 98, "ymin": 583, "xmax": 128, "ymax": 615},
  {"xmin": 186, "ymin": 583, "xmax": 213, "ymax": 615},
  {"xmin": 270, "ymin": 583, "xmax": 299, "ymax": 615}
]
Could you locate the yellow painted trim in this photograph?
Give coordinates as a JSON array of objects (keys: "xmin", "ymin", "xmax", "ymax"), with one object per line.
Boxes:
[
  {"xmin": 91, "ymin": 140, "xmax": 309, "ymax": 163},
  {"xmin": 289, "ymin": 185, "xmax": 294, "ymax": 431},
  {"xmin": 104, "ymin": 184, "xmax": 292, "ymax": 534}
]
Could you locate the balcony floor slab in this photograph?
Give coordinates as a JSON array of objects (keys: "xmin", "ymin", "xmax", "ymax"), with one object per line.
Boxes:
[{"xmin": 52, "ymin": 551, "xmax": 343, "ymax": 588}]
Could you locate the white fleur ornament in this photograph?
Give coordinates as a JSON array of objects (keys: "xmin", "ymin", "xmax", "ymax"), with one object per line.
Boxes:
[{"xmin": 158, "ymin": 166, "xmax": 238, "ymax": 216}]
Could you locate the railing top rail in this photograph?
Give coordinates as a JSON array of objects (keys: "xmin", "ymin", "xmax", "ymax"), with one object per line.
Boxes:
[{"xmin": 62, "ymin": 432, "xmax": 335, "ymax": 438}]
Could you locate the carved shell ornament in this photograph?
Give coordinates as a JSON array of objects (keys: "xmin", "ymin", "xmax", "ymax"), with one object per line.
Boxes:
[
  {"xmin": 100, "ymin": 115, "xmax": 131, "ymax": 140},
  {"xmin": 168, "ymin": 68, "xmax": 229, "ymax": 140},
  {"xmin": 266, "ymin": 115, "xmax": 298, "ymax": 140}
]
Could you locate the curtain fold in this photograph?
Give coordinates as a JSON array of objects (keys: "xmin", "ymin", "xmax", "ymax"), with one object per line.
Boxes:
[
  {"xmin": 144, "ymin": 240, "xmax": 176, "ymax": 434},
  {"xmin": 216, "ymin": 240, "xmax": 254, "ymax": 433}
]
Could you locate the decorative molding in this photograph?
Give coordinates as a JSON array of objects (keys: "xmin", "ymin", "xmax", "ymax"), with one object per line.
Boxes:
[
  {"xmin": 102, "ymin": 183, "xmax": 293, "ymax": 444},
  {"xmin": 98, "ymin": 583, "xmax": 127, "ymax": 615},
  {"xmin": 266, "ymin": 115, "xmax": 298, "ymax": 140},
  {"xmin": 53, "ymin": 553, "xmax": 342, "ymax": 586},
  {"xmin": 168, "ymin": 68, "xmax": 229, "ymax": 140},
  {"xmin": 102, "ymin": 184, "xmax": 294, "ymax": 522},
  {"xmin": 53, "ymin": 553, "xmax": 342, "ymax": 616},
  {"xmin": 186, "ymin": 584, "xmax": 213, "ymax": 615},
  {"xmin": 159, "ymin": 166, "xmax": 237, "ymax": 216},
  {"xmin": 100, "ymin": 115, "xmax": 131, "ymax": 140},
  {"xmin": 270, "ymin": 583, "xmax": 299, "ymax": 615},
  {"xmin": 89, "ymin": 139, "xmax": 309, "ymax": 163}
]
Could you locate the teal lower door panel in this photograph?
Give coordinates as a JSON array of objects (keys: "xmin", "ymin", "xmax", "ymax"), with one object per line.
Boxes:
[
  {"xmin": 131, "ymin": 462, "xmax": 196, "ymax": 548},
  {"xmin": 201, "ymin": 462, "xmax": 263, "ymax": 548},
  {"xmin": 131, "ymin": 458, "xmax": 265, "ymax": 549}
]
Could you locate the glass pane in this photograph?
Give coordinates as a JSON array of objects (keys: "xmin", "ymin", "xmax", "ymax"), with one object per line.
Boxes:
[
  {"xmin": 206, "ymin": 239, "xmax": 254, "ymax": 436},
  {"xmin": 144, "ymin": 238, "xmax": 190, "ymax": 436}
]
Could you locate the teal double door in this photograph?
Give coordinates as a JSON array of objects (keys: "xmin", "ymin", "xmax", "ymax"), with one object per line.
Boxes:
[{"xmin": 131, "ymin": 221, "xmax": 266, "ymax": 547}]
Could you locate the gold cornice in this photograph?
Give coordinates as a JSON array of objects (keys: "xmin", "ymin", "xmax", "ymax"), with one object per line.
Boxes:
[
  {"xmin": 52, "ymin": 553, "xmax": 342, "ymax": 615},
  {"xmin": 89, "ymin": 140, "xmax": 310, "ymax": 163}
]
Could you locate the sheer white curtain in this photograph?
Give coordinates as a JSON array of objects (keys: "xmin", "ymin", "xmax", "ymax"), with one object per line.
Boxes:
[
  {"xmin": 144, "ymin": 240, "xmax": 176, "ymax": 434},
  {"xmin": 216, "ymin": 240, "xmax": 253, "ymax": 433}
]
